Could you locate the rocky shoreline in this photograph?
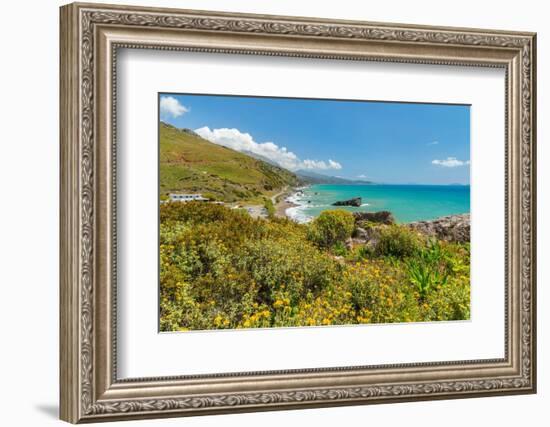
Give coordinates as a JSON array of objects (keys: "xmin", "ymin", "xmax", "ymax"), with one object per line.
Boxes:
[
  {"xmin": 408, "ymin": 213, "xmax": 470, "ymax": 243},
  {"xmin": 348, "ymin": 211, "xmax": 470, "ymax": 248}
]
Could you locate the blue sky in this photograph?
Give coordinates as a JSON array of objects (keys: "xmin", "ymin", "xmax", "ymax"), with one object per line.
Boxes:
[{"xmin": 159, "ymin": 93, "xmax": 470, "ymax": 185}]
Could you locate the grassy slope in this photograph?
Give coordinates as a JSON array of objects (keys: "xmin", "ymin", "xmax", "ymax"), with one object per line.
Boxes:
[{"xmin": 159, "ymin": 122, "xmax": 299, "ymax": 203}]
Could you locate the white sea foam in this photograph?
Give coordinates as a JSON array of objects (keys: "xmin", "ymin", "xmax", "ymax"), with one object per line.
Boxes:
[
  {"xmin": 285, "ymin": 206, "xmax": 313, "ymax": 223},
  {"xmin": 285, "ymin": 188, "xmax": 313, "ymax": 223}
]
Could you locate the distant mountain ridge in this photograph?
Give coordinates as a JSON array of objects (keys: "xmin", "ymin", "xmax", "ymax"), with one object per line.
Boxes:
[
  {"xmin": 295, "ymin": 169, "xmax": 373, "ymax": 185},
  {"xmin": 236, "ymin": 149, "xmax": 372, "ymax": 185}
]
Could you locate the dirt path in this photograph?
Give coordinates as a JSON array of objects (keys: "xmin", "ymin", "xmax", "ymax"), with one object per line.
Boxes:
[{"xmin": 271, "ymin": 186, "xmax": 288, "ymax": 204}]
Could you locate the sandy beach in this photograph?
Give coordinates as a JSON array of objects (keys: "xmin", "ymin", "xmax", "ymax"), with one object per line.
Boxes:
[
  {"xmin": 275, "ymin": 198, "xmax": 298, "ymax": 218},
  {"xmin": 273, "ymin": 188, "xmax": 298, "ymax": 218}
]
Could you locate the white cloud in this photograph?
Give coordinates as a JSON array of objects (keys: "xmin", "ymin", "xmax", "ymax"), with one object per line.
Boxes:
[
  {"xmin": 302, "ymin": 159, "xmax": 342, "ymax": 170},
  {"xmin": 160, "ymin": 96, "xmax": 189, "ymax": 118},
  {"xmin": 194, "ymin": 126, "xmax": 342, "ymax": 171},
  {"xmin": 432, "ymin": 157, "xmax": 470, "ymax": 168},
  {"xmin": 328, "ymin": 159, "xmax": 342, "ymax": 170},
  {"xmin": 357, "ymin": 174, "xmax": 368, "ymax": 179},
  {"xmin": 427, "ymin": 140, "xmax": 439, "ymax": 145}
]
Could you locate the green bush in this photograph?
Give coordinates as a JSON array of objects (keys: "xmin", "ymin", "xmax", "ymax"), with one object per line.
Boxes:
[
  {"xmin": 307, "ymin": 210, "xmax": 355, "ymax": 249},
  {"xmin": 422, "ymin": 241, "xmax": 471, "ymax": 321},
  {"xmin": 238, "ymin": 237, "xmax": 337, "ymax": 305},
  {"xmin": 263, "ymin": 198, "xmax": 275, "ymax": 218},
  {"xmin": 374, "ymin": 225, "xmax": 423, "ymax": 258},
  {"xmin": 202, "ymin": 192, "xmax": 217, "ymax": 201}
]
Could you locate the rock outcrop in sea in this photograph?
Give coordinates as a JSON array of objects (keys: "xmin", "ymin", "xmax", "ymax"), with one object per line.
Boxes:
[{"xmin": 332, "ymin": 197, "xmax": 362, "ymax": 207}]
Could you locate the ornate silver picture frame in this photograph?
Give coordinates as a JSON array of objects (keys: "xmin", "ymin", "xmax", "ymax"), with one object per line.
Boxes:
[{"xmin": 60, "ymin": 2, "xmax": 536, "ymax": 423}]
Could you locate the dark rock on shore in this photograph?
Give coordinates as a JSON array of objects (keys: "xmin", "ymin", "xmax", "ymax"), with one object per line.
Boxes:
[
  {"xmin": 353, "ymin": 211, "xmax": 395, "ymax": 225},
  {"xmin": 408, "ymin": 214, "xmax": 470, "ymax": 243},
  {"xmin": 345, "ymin": 211, "xmax": 395, "ymax": 251},
  {"xmin": 332, "ymin": 197, "xmax": 362, "ymax": 207},
  {"xmin": 346, "ymin": 226, "xmax": 379, "ymax": 251}
]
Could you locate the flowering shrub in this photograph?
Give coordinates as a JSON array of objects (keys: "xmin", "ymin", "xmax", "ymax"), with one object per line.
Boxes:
[
  {"xmin": 374, "ymin": 224, "xmax": 423, "ymax": 258},
  {"xmin": 307, "ymin": 210, "xmax": 355, "ymax": 249},
  {"xmin": 159, "ymin": 202, "xmax": 470, "ymax": 331}
]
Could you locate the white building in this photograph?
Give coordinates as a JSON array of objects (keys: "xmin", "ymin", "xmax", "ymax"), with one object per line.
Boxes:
[{"xmin": 169, "ymin": 193, "xmax": 208, "ymax": 202}]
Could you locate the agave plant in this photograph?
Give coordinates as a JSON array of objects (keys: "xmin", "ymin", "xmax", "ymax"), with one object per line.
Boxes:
[{"xmin": 407, "ymin": 257, "xmax": 448, "ymax": 301}]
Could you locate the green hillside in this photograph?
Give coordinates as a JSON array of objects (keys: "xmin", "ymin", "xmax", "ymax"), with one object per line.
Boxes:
[{"xmin": 160, "ymin": 122, "xmax": 300, "ymax": 203}]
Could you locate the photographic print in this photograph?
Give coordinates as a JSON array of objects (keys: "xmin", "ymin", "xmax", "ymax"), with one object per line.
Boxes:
[{"xmin": 159, "ymin": 94, "xmax": 471, "ymax": 332}]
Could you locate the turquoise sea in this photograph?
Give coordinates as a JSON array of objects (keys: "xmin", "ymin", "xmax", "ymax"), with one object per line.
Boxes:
[{"xmin": 286, "ymin": 184, "xmax": 470, "ymax": 224}]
